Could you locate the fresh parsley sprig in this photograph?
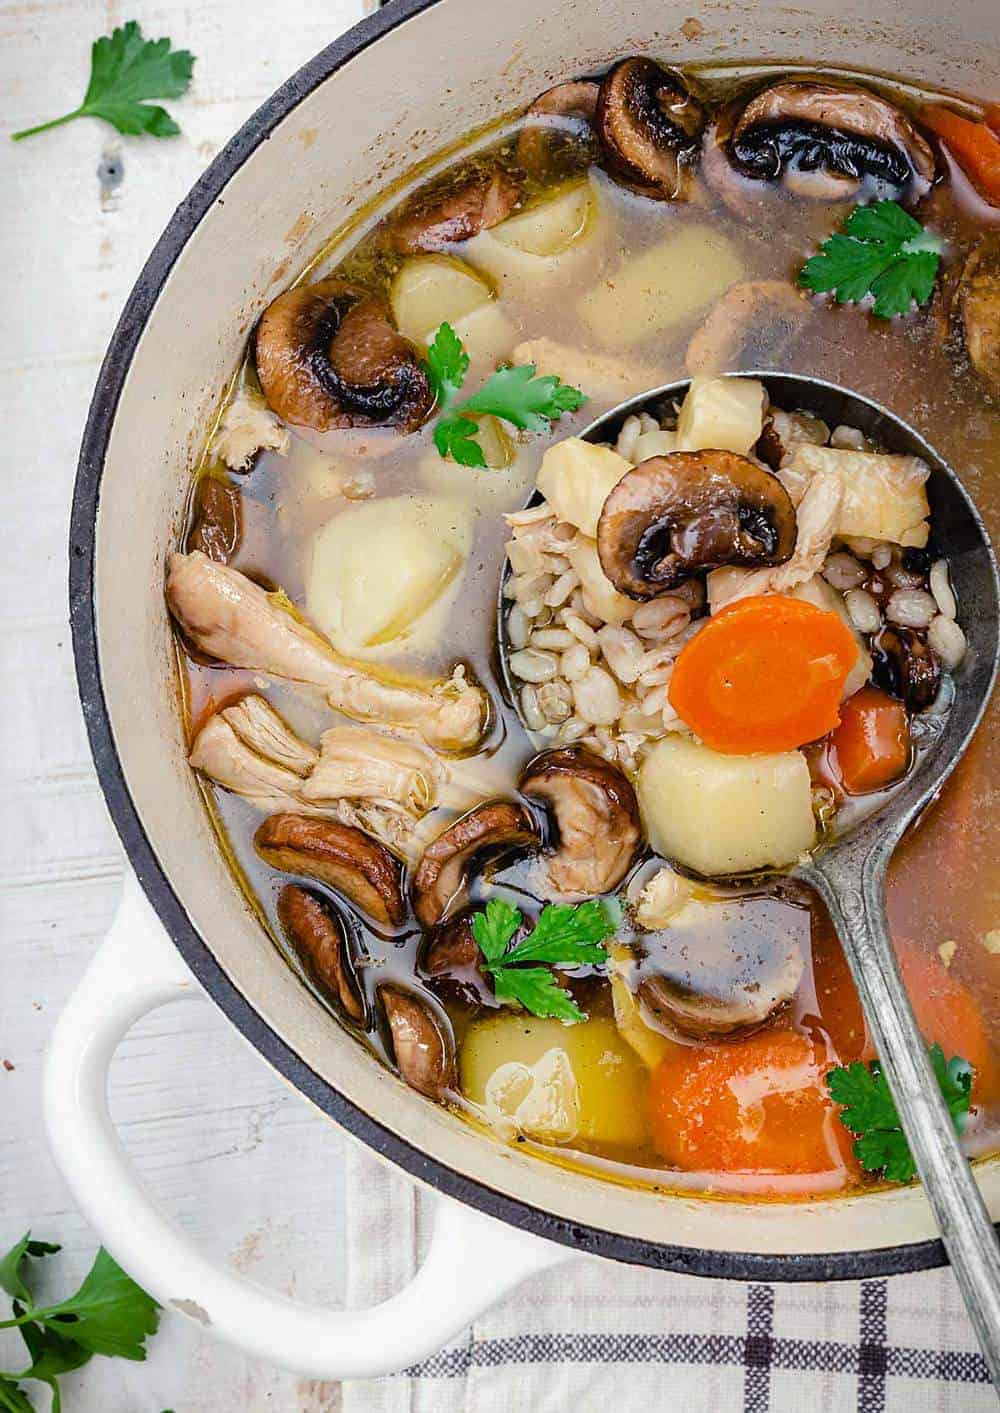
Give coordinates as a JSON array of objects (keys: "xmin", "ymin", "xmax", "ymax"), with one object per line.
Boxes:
[
  {"xmin": 471, "ymin": 897, "xmax": 615, "ymax": 1023},
  {"xmin": 0, "ymin": 1234, "xmax": 160, "ymax": 1410},
  {"xmin": 798, "ymin": 200, "xmax": 944, "ymax": 319},
  {"xmin": 424, "ymin": 322, "xmax": 586, "ymax": 469},
  {"xmin": 11, "ymin": 21, "xmax": 195, "ymax": 143},
  {"xmin": 827, "ymin": 1043, "xmax": 973, "ymax": 1183}
]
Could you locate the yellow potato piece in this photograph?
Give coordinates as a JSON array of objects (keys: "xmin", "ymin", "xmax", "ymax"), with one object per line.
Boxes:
[
  {"xmin": 307, "ymin": 496, "xmax": 472, "ymax": 656},
  {"xmin": 536, "ymin": 437, "xmax": 632, "ymax": 536},
  {"xmin": 461, "ymin": 1013, "xmax": 649, "ymax": 1147},
  {"xmin": 390, "ymin": 254, "xmax": 494, "ymax": 343},
  {"xmin": 675, "ymin": 375, "xmax": 766, "ymax": 456},
  {"xmin": 566, "ymin": 535, "xmax": 635, "ymax": 625},
  {"xmin": 492, "ymin": 181, "xmax": 593, "ymax": 256},
  {"xmin": 609, "ymin": 945, "xmax": 675, "ymax": 1071},
  {"xmin": 638, "ymin": 735, "xmax": 817, "ymax": 876},
  {"xmin": 578, "ymin": 224, "xmax": 745, "ymax": 350},
  {"xmin": 781, "ymin": 444, "xmax": 930, "ymax": 547}
]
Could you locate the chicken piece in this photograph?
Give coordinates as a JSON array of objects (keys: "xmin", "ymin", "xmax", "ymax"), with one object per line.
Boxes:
[
  {"xmin": 211, "ymin": 389, "xmax": 290, "ymax": 471},
  {"xmin": 221, "ymin": 694, "xmax": 318, "ymax": 776},
  {"xmin": 188, "ymin": 714, "xmax": 316, "ymax": 815},
  {"xmin": 685, "ymin": 280, "xmax": 810, "ymax": 375},
  {"xmin": 511, "ymin": 337, "xmax": 665, "ymax": 403},
  {"xmin": 301, "ymin": 726, "xmax": 444, "ymax": 816},
  {"xmin": 166, "ymin": 551, "xmax": 487, "ymax": 751},
  {"xmin": 777, "ymin": 443, "xmax": 930, "ymax": 547},
  {"xmin": 707, "ymin": 471, "xmax": 843, "ymax": 611}
]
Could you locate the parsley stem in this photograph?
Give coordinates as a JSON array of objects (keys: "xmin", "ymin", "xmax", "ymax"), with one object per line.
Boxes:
[{"xmin": 11, "ymin": 109, "xmax": 84, "ymax": 142}]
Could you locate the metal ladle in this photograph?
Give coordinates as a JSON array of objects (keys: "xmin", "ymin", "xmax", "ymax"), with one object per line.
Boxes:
[{"xmin": 498, "ymin": 373, "xmax": 1000, "ymax": 1381}]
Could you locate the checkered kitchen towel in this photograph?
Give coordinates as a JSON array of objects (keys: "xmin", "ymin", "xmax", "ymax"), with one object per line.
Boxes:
[{"xmin": 340, "ymin": 1145, "xmax": 994, "ymax": 1412}]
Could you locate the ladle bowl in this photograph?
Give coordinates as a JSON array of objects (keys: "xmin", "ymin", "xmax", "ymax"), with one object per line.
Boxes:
[{"xmin": 499, "ymin": 372, "xmax": 1000, "ymax": 1377}]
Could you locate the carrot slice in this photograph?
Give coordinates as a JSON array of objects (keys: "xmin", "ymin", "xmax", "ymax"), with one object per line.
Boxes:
[
  {"xmin": 829, "ymin": 685, "xmax": 910, "ymax": 794},
  {"xmin": 986, "ymin": 105, "xmax": 1000, "ymax": 138},
  {"xmin": 648, "ymin": 1029, "xmax": 858, "ymax": 1180},
  {"xmin": 921, "ymin": 105, "xmax": 1000, "ymax": 206},
  {"xmin": 668, "ymin": 594, "xmax": 858, "ymax": 754}
]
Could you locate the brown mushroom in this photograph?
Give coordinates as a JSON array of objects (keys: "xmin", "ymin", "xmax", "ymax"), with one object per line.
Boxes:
[
  {"xmin": 411, "ymin": 801, "xmax": 539, "ymax": 928},
  {"xmin": 519, "ymin": 746, "xmax": 641, "ymax": 897},
  {"xmin": 379, "ymin": 986, "xmax": 457, "ymax": 1100},
  {"xmin": 595, "ymin": 57, "xmax": 704, "ymax": 199},
  {"xmin": 389, "ymin": 169, "xmax": 521, "ymax": 254},
  {"xmin": 421, "ymin": 911, "xmax": 499, "ymax": 1009},
  {"xmin": 277, "ymin": 883, "xmax": 365, "ymax": 1023},
  {"xmin": 955, "ymin": 232, "xmax": 1000, "ymax": 395},
  {"xmin": 186, "ymin": 475, "xmax": 242, "ymax": 564},
  {"xmin": 725, "ymin": 81, "xmax": 935, "ymax": 201},
  {"xmin": 254, "ymin": 813, "xmax": 406, "ymax": 928},
  {"xmin": 516, "ymin": 80, "xmax": 601, "ymax": 180},
  {"xmin": 685, "ymin": 281, "xmax": 811, "ymax": 376},
  {"xmin": 597, "ymin": 451, "xmax": 797, "ymax": 599},
  {"xmin": 873, "ymin": 627, "xmax": 941, "ymax": 711},
  {"xmin": 254, "ymin": 279, "xmax": 433, "ymax": 433}
]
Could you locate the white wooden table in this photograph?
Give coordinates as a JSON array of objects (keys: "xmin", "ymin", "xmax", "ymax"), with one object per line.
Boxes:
[{"xmin": 2, "ymin": 3, "xmax": 377, "ymax": 1407}]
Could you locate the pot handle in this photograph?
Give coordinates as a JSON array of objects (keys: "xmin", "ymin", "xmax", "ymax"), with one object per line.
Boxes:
[{"xmin": 43, "ymin": 872, "xmax": 568, "ymax": 1377}]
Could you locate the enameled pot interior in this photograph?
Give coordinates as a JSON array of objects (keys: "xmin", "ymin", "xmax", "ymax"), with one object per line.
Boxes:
[{"xmin": 74, "ymin": 0, "xmax": 1000, "ymax": 1272}]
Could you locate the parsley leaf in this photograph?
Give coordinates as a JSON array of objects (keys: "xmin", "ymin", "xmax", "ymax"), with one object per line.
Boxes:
[
  {"xmin": 425, "ymin": 323, "xmax": 586, "ymax": 469},
  {"xmin": 0, "ymin": 1377, "xmax": 33, "ymax": 1413},
  {"xmin": 11, "ymin": 21, "xmax": 195, "ymax": 142},
  {"xmin": 24, "ymin": 1249, "xmax": 160, "ymax": 1361},
  {"xmin": 471, "ymin": 898, "xmax": 615, "ymax": 1023},
  {"xmin": 827, "ymin": 1043, "xmax": 973, "ymax": 1184},
  {"xmin": 0, "ymin": 1234, "xmax": 60, "ymax": 1306},
  {"xmin": 799, "ymin": 200, "xmax": 943, "ymax": 319},
  {"xmin": 14, "ymin": 1313, "xmax": 91, "ymax": 1413}
]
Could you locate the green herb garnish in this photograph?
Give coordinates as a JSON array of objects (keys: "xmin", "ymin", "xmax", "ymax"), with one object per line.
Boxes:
[
  {"xmin": 0, "ymin": 1234, "xmax": 160, "ymax": 1410},
  {"xmin": 12, "ymin": 21, "xmax": 195, "ymax": 142},
  {"xmin": 424, "ymin": 322, "xmax": 586, "ymax": 469},
  {"xmin": 798, "ymin": 200, "xmax": 944, "ymax": 319},
  {"xmin": 471, "ymin": 897, "xmax": 615, "ymax": 1023},
  {"xmin": 827, "ymin": 1043, "xmax": 973, "ymax": 1183}
]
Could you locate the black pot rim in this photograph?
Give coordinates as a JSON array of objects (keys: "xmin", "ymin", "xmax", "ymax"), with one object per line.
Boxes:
[{"xmin": 69, "ymin": 0, "xmax": 960, "ymax": 1284}]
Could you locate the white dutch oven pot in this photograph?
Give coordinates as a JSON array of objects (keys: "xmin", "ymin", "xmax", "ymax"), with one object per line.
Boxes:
[{"xmin": 52, "ymin": 0, "xmax": 1000, "ymax": 1378}]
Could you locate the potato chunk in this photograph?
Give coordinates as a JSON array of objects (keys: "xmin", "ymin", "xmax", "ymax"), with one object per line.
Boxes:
[
  {"xmin": 491, "ymin": 181, "xmax": 593, "ymax": 256},
  {"xmin": 566, "ymin": 535, "xmax": 635, "ymax": 624},
  {"xmin": 675, "ymin": 375, "xmax": 766, "ymax": 456},
  {"xmin": 578, "ymin": 224, "xmax": 744, "ymax": 350},
  {"xmin": 465, "ymin": 178, "xmax": 604, "ymax": 293},
  {"xmin": 780, "ymin": 444, "xmax": 930, "ymax": 547},
  {"xmin": 638, "ymin": 736, "xmax": 816, "ymax": 876},
  {"xmin": 307, "ymin": 496, "xmax": 473, "ymax": 656},
  {"xmin": 461, "ymin": 1014, "xmax": 648, "ymax": 1147},
  {"xmin": 390, "ymin": 254, "xmax": 494, "ymax": 343},
  {"xmin": 536, "ymin": 438, "xmax": 632, "ymax": 536}
]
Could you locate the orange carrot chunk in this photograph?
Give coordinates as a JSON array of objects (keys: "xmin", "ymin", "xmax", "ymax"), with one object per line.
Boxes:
[
  {"xmin": 648, "ymin": 1030, "xmax": 858, "ymax": 1180},
  {"xmin": 829, "ymin": 685, "xmax": 910, "ymax": 794},
  {"xmin": 921, "ymin": 105, "xmax": 1000, "ymax": 206},
  {"xmin": 986, "ymin": 105, "xmax": 1000, "ymax": 138},
  {"xmin": 668, "ymin": 594, "xmax": 858, "ymax": 755}
]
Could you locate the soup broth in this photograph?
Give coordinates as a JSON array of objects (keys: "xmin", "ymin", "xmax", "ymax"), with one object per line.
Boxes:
[{"xmin": 170, "ymin": 59, "xmax": 1000, "ymax": 1200}]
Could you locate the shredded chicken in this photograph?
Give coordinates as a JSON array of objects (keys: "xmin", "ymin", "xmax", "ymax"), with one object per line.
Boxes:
[
  {"xmin": 707, "ymin": 471, "xmax": 844, "ymax": 612},
  {"xmin": 302, "ymin": 726, "xmax": 445, "ymax": 815},
  {"xmin": 167, "ymin": 551, "xmax": 487, "ymax": 751},
  {"xmin": 211, "ymin": 389, "xmax": 290, "ymax": 471},
  {"xmin": 777, "ymin": 443, "xmax": 930, "ymax": 547},
  {"xmin": 221, "ymin": 694, "xmax": 318, "ymax": 776},
  {"xmin": 188, "ymin": 714, "xmax": 320, "ymax": 816}
]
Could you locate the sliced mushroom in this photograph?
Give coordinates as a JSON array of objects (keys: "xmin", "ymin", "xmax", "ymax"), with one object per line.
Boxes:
[
  {"xmin": 255, "ymin": 279, "xmax": 433, "ymax": 433},
  {"xmin": 389, "ymin": 169, "xmax": 521, "ymax": 254},
  {"xmin": 186, "ymin": 475, "xmax": 242, "ymax": 563},
  {"xmin": 379, "ymin": 986, "xmax": 457, "ymax": 1099},
  {"xmin": 411, "ymin": 801, "xmax": 539, "ymax": 928},
  {"xmin": 516, "ymin": 80, "xmax": 601, "ymax": 180},
  {"xmin": 726, "ymin": 81, "xmax": 935, "ymax": 200},
  {"xmin": 421, "ymin": 911, "xmax": 498, "ymax": 1009},
  {"xmin": 595, "ymin": 57, "xmax": 704, "ymax": 199},
  {"xmin": 685, "ymin": 281, "xmax": 811, "ymax": 376},
  {"xmin": 519, "ymin": 746, "xmax": 641, "ymax": 897},
  {"xmin": 955, "ymin": 233, "xmax": 1000, "ymax": 395},
  {"xmin": 277, "ymin": 883, "xmax": 365, "ymax": 1022},
  {"xmin": 254, "ymin": 813, "xmax": 406, "ymax": 927},
  {"xmin": 597, "ymin": 451, "xmax": 797, "ymax": 598},
  {"xmin": 633, "ymin": 888, "xmax": 808, "ymax": 1040},
  {"xmin": 873, "ymin": 626, "xmax": 941, "ymax": 711}
]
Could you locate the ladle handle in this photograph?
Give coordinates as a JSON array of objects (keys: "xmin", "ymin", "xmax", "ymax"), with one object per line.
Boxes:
[{"xmin": 806, "ymin": 858, "xmax": 1000, "ymax": 1390}]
